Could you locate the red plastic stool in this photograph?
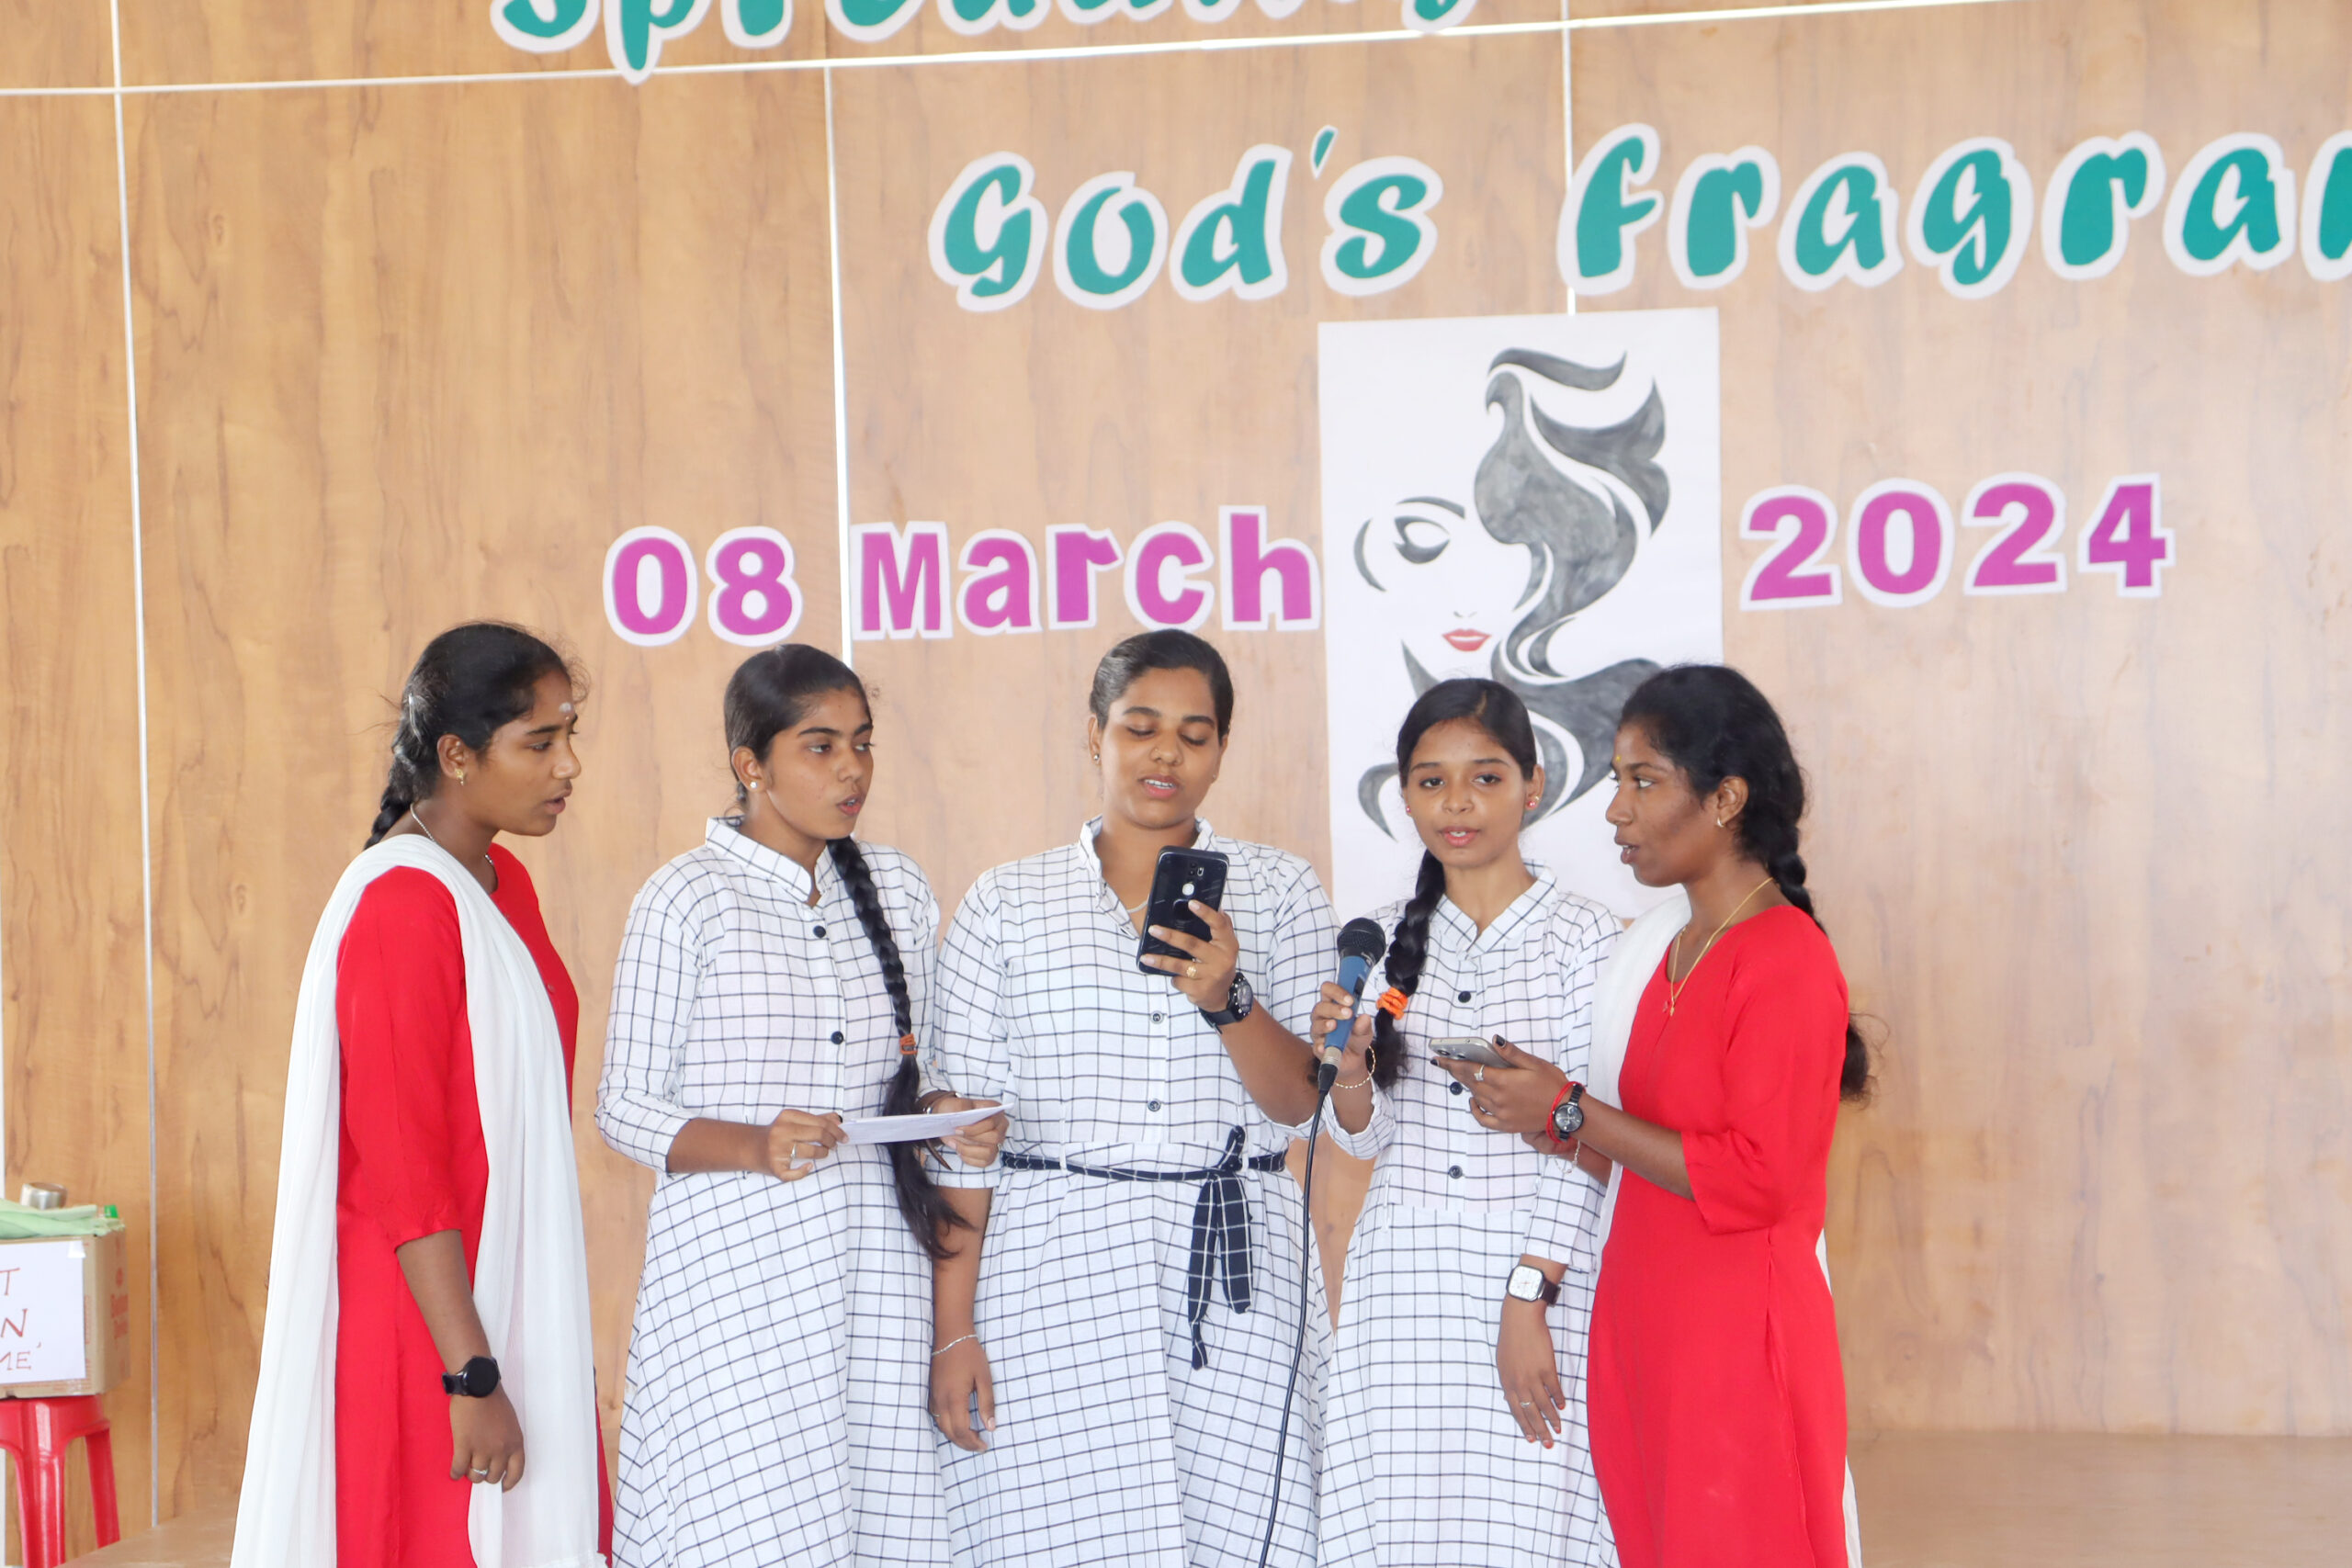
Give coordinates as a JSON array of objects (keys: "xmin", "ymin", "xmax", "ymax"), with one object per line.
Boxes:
[{"xmin": 0, "ymin": 1395, "xmax": 120, "ymax": 1568}]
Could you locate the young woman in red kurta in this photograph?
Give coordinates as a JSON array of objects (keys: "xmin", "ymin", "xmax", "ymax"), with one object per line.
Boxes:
[
  {"xmin": 335, "ymin": 846, "xmax": 612, "ymax": 1564},
  {"xmin": 329, "ymin": 622, "xmax": 610, "ymax": 1567},
  {"xmin": 1587, "ymin": 905, "xmax": 1850, "ymax": 1568},
  {"xmin": 1446, "ymin": 665, "xmax": 1870, "ymax": 1568}
]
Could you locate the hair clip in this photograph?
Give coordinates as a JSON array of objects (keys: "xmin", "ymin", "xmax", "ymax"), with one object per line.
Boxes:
[{"xmin": 1374, "ymin": 987, "xmax": 1409, "ymax": 1020}]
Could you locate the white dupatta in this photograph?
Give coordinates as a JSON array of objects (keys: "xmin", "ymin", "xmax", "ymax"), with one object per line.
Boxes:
[
  {"xmin": 232, "ymin": 835, "xmax": 602, "ymax": 1568},
  {"xmin": 1583, "ymin": 887, "xmax": 1864, "ymax": 1567}
]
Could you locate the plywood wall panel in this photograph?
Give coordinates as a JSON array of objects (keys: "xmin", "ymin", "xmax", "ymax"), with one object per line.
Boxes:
[
  {"xmin": 832, "ymin": 32, "xmax": 1567, "ymax": 906},
  {"xmin": 0, "ymin": 0, "xmax": 112, "ymax": 89},
  {"xmin": 125, "ymin": 71, "xmax": 840, "ymax": 1508},
  {"xmin": 0, "ymin": 97, "xmax": 154, "ymax": 1555},
  {"xmin": 1574, "ymin": 0, "xmax": 2352, "ymax": 1433}
]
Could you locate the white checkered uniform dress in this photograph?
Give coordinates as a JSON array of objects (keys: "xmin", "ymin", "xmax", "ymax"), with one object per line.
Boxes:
[
  {"xmin": 597, "ymin": 819, "xmax": 951, "ymax": 1567},
  {"xmin": 931, "ymin": 818, "xmax": 1335, "ymax": 1568},
  {"xmin": 1316, "ymin": 866, "xmax": 1620, "ymax": 1568}
]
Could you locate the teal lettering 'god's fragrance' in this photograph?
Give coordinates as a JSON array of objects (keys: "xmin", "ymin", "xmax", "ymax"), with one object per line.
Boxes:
[
  {"xmin": 1569, "ymin": 121, "xmax": 2352, "ymax": 300},
  {"xmin": 929, "ymin": 138, "xmax": 1444, "ymax": 312}
]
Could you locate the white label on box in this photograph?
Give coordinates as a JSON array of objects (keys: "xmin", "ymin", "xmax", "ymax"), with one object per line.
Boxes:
[{"xmin": 0, "ymin": 1240, "xmax": 89, "ymax": 1385}]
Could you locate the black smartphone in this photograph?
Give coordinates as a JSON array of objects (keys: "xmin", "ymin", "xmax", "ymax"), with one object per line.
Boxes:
[{"xmin": 1136, "ymin": 847, "xmax": 1229, "ymax": 974}]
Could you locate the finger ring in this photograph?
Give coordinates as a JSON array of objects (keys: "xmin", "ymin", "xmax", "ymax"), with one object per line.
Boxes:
[
  {"xmin": 1187, "ymin": 964, "xmax": 1199, "ymax": 979},
  {"xmin": 470, "ymin": 1469, "xmax": 491, "ymax": 1480},
  {"xmin": 1519, "ymin": 1402, "xmax": 1533, "ymax": 1408},
  {"xmin": 1475, "ymin": 1066, "xmax": 1486, "ymax": 1081}
]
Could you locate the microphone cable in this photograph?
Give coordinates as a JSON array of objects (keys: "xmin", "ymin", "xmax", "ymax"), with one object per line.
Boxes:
[{"xmin": 1253, "ymin": 1083, "xmax": 1329, "ymax": 1568}]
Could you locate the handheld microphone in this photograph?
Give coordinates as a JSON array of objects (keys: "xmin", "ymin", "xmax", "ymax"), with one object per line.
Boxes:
[{"xmin": 1318, "ymin": 918, "xmax": 1389, "ymax": 1096}]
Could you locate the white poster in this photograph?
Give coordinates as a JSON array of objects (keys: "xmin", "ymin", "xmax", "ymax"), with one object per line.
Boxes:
[
  {"xmin": 1318, "ymin": 308, "xmax": 1724, "ymax": 921},
  {"xmin": 0, "ymin": 1239, "xmax": 89, "ymax": 1385}
]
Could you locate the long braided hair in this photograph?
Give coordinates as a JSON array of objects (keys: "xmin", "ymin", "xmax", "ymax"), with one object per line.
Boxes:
[
  {"xmin": 1619, "ymin": 665, "xmax": 1874, "ymax": 1101},
  {"xmin": 367, "ymin": 623, "xmax": 573, "ymax": 847},
  {"xmin": 1370, "ymin": 679, "xmax": 1543, "ymax": 1089},
  {"xmin": 724, "ymin": 645, "xmax": 965, "ymax": 1258}
]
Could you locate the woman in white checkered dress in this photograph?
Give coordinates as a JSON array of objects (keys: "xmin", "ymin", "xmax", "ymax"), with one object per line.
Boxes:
[
  {"xmin": 927, "ymin": 631, "xmax": 1338, "ymax": 1568},
  {"xmin": 1310, "ymin": 679, "xmax": 1619, "ymax": 1568},
  {"xmin": 596, "ymin": 647, "xmax": 1005, "ymax": 1568}
]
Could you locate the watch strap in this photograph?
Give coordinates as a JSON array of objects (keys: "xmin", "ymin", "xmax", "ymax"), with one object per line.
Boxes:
[{"xmin": 1201, "ymin": 971, "xmax": 1253, "ymax": 1028}]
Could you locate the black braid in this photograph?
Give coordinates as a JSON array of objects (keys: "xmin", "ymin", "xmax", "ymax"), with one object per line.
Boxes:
[
  {"xmin": 1760, "ymin": 848, "xmax": 1871, "ymax": 1100},
  {"xmin": 366, "ymin": 708, "xmax": 436, "ymax": 846},
  {"xmin": 1370, "ymin": 852, "xmax": 1446, "ymax": 1089},
  {"xmin": 830, "ymin": 837, "xmax": 967, "ymax": 1261}
]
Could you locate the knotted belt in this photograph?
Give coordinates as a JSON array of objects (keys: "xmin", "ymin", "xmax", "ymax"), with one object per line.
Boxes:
[{"xmin": 1002, "ymin": 1125, "xmax": 1285, "ymax": 1370}]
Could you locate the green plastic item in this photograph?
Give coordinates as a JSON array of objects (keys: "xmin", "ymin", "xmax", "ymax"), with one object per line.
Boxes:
[{"xmin": 0, "ymin": 1198, "xmax": 126, "ymax": 1239}]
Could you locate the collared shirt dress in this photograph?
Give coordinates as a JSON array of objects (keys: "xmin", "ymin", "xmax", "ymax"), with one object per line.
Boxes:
[
  {"xmin": 1316, "ymin": 867, "xmax": 1619, "ymax": 1568},
  {"xmin": 930, "ymin": 818, "xmax": 1336, "ymax": 1568},
  {"xmin": 596, "ymin": 819, "xmax": 948, "ymax": 1567}
]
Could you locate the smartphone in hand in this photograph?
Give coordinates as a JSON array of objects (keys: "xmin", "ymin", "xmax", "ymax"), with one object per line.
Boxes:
[
  {"xmin": 1136, "ymin": 848, "xmax": 1229, "ymax": 974},
  {"xmin": 1430, "ymin": 1035, "xmax": 1513, "ymax": 1069}
]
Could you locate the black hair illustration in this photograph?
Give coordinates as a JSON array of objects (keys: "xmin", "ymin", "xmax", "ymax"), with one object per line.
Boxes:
[{"xmin": 1354, "ymin": 349, "xmax": 1671, "ymax": 835}]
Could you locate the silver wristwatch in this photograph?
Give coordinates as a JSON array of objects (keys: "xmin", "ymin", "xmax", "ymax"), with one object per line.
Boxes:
[{"xmin": 1505, "ymin": 1263, "xmax": 1561, "ymax": 1306}]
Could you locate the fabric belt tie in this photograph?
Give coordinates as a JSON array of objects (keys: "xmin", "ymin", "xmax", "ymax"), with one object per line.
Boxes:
[{"xmin": 1002, "ymin": 1125, "xmax": 1285, "ymax": 1370}]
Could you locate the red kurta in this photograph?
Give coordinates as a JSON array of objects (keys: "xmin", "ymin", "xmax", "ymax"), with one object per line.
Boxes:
[
  {"xmin": 332, "ymin": 843, "xmax": 609, "ymax": 1567},
  {"xmin": 1589, "ymin": 905, "xmax": 1851, "ymax": 1568}
]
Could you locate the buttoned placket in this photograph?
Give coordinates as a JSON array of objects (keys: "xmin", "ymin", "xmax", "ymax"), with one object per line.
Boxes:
[
  {"xmin": 711, "ymin": 820, "xmax": 855, "ymax": 1118},
  {"xmin": 805, "ymin": 875, "xmax": 851, "ymax": 1115},
  {"xmin": 1082, "ymin": 818, "xmax": 1210, "ymax": 1128},
  {"xmin": 1434, "ymin": 895, "xmax": 1517, "ymax": 1187},
  {"xmin": 1435, "ymin": 910, "xmax": 1478, "ymax": 1186}
]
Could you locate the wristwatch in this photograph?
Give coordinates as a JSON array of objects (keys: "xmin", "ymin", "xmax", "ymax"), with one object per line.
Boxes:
[
  {"xmin": 1202, "ymin": 970, "xmax": 1255, "ymax": 1028},
  {"xmin": 442, "ymin": 1357, "xmax": 502, "ymax": 1399},
  {"xmin": 1549, "ymin": 1080, "xmax": 1587, "ymax": 1143},
  {"xmin": 1505, "ymin": 1264, "xmax": 1562, "ymax": 1306}
]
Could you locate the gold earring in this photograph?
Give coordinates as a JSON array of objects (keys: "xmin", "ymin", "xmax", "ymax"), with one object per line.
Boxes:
[{"xmin": 457, "ymin": 771, "xmax": 468, "ymax": 784}]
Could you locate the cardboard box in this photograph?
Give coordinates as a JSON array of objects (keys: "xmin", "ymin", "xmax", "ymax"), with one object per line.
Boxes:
[{"xmin": 0, "ymin": 1229, "xmax": 130, "ymax": 1399}]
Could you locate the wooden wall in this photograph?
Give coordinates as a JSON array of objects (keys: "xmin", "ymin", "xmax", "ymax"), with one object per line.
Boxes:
[
  {"xmin": 1574, "ymin": 0, "xmax": 2352, "ymax": 1437},
  {"xmin": 0, "ymin": 0, "xmax": 2345, "ymax": 1546}
]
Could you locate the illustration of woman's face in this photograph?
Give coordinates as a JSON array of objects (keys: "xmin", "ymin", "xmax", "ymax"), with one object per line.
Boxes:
[{"xmin": 1353, "ymin": 497, "xmax": 1535, "ymax": 680}]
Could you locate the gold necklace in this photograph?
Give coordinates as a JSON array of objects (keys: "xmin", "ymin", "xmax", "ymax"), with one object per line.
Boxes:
[
  {"xmin": 410, "ymin": 805, "xmax": 494, "ymax": 878},
  {"xmin": 1666, "ymin": 876, "xmax": 1776, "ymax": 1015}
]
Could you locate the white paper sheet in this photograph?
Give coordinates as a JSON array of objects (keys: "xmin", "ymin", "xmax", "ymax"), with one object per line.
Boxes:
[{"xmin": 842, "ymin": 1104, "xmax": 1002, "ymax": 1145}]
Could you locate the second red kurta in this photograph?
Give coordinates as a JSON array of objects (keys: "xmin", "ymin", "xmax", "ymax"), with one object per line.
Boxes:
[{"xmin": 1588, "ymin": 905, "xmax": 1852, "ymax": 1568}]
